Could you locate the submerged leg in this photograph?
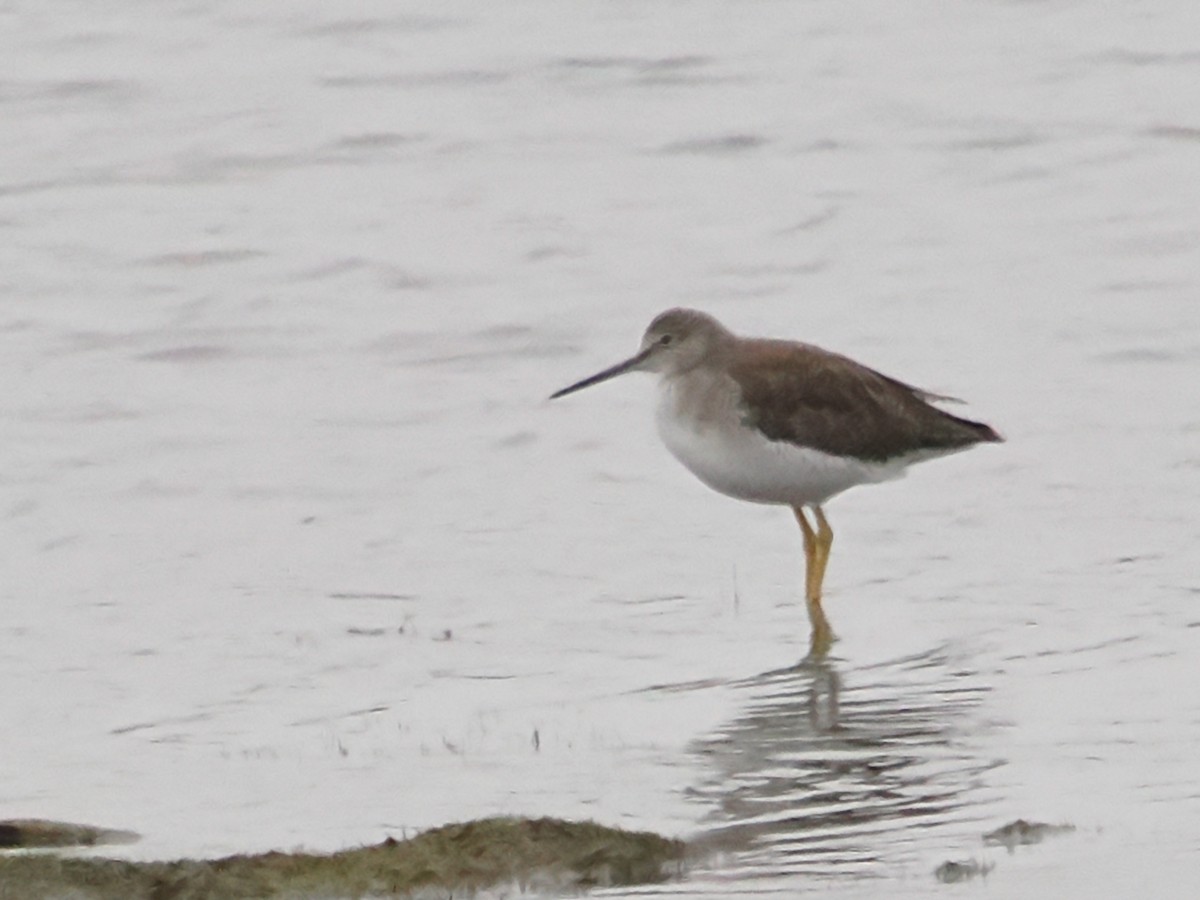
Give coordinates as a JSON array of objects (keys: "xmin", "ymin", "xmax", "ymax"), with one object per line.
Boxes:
[{"xmin": 792, "ymin": 506, "xmax": 834, "ymax": 657}]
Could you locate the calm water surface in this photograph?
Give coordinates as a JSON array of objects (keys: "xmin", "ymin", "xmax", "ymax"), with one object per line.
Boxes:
[{"xmin": 3, "ymin": 2, "xmax": 1199, "ymax": 897}]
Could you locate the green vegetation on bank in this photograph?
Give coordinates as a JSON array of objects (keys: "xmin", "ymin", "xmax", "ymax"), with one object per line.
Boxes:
[{"xmin": 0, "ymin": 816, "xmax": 685, "ymax": 900}]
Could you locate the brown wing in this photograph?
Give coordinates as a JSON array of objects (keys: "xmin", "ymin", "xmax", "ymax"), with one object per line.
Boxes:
[{"xmin": 727, "ymin": 340, "xmax": 1001, "ymax": 462}]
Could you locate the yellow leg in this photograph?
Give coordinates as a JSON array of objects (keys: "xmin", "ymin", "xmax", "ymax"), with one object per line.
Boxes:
[
  {"xmin": 793, "ymin": 506, "xmax": 835, "ymax": 657},
  {"xmin": 793, "ymin": 506, "xmax": 817, "ymax": 599},
  {"xmin": 812, "ymin": 505, "xmax": 834, "ymax": 600}
]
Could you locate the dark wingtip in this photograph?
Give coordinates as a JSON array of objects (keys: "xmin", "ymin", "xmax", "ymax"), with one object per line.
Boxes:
[{"xmin": 978, "ymin": 423, "xmax": 1005, "ymax": 443}]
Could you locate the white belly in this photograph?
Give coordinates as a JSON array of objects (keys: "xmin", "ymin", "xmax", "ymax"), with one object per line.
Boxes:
[{"xmin": 654, "ymin": 381, "xmax": 905, "ymax": 507}]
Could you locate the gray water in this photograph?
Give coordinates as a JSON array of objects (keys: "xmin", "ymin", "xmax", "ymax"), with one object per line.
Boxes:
[{"xmin": 3, "ymin": 1, "xmax": 1199, "ymax": 897}]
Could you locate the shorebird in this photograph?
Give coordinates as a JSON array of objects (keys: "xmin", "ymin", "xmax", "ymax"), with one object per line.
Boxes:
[{"xmin": 550, "ymin": 308, "xmax": 1002, "ymax": 656}]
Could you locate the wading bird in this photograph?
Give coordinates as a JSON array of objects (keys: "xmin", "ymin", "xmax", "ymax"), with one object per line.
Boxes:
[{"xmin": 551, "ymin": 308, "xmax": 1002, "ymax": 657}]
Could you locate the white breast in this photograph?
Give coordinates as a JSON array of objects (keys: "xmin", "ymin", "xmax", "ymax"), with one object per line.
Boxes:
[{"xmin": 654, "ymin": 374, "xmax": 905, "ymax": 507}]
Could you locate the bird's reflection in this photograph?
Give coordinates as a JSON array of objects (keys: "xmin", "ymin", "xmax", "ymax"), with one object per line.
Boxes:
[{"xmin": 686, "ymin": 645, "xmax": 1001, "ymax": 880}]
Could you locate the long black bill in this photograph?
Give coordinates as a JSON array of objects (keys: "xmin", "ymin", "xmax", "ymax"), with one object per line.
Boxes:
[{"xmin": 549, "ymin": 347, "xmax": 653, "ymax": 399}]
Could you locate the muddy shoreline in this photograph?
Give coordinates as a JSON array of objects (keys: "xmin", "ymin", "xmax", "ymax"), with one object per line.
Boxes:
[{"xmin": 0, "ymin": 816, "xmax": 684, "ymax": 900}]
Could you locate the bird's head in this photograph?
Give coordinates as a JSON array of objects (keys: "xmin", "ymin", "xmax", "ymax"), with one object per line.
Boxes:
[{"xmin": 550, "ymin": 308, "xmax": 729, "ymax": 399}]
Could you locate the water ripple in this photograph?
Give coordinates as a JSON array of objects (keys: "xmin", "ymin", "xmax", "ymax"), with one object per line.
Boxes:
[{"xmin": 687, "ymin": 646, "xmax": 1000, "ymax": 882}]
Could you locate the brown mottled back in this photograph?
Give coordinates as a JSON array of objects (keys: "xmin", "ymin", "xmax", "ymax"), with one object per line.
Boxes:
[{"xmin": 727, "ymin": 339, "xmax": 1002, "ymax": 462}]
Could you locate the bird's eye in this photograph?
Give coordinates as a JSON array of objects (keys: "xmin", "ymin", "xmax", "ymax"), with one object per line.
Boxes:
[{"xmin": 659, "ymin": 334, "xmax": 673, "ymax": 346}]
